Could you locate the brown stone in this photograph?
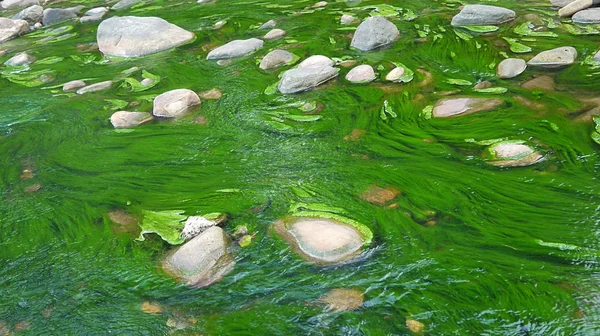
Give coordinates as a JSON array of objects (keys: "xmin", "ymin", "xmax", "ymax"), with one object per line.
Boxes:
[
  {"xmin": 406, "ymin": 319, "xmax": 425, "ymax": 333},
  {"xmin": 141, "ymin": 301, "xmax": 163, "ymax": 314},
  {"xmin": 318, "ymin": 288, "xmax": 364, "ymax": 312},
  {"xmin": 521, "ymin": 76, "xmax": 555, "ymax": 91},
  {"xmin": 360, "ymin": 185, "xmax": 399, "ymax": 205},
  {"xmin": 344, "ymin": 129, "xmax": 366, "ymax": 141},
  {"xmin": 24, "ymin": 184, "xmax": 42, "ymax": 193},
  {"xmin": 198, "ymin": 88, "xmax": 222, "ymax": 100}
]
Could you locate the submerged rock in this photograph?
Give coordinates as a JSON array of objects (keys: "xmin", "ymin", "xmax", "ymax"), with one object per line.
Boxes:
[
  {"xmin": 318, "ymin": 288, "xmax": 364, "ymax": 312},
  {"xmin": 206, "ymin": 38, "xmax": 263, "ymax": 60},
  {"xmin": 572, "ymin": 8, "xmax": 600, "ymax": 23},
  {"xmin": 0, "ymin": 18, "xmax": 29, "ymax": 43},
  {"xmin": 527, "ymin": 47, "xmax": 577, "ymax": 68},
  {"xmin": 406, "ymin": 319, "xmax": 426, "ymax": 333},
  {"xmin": 198, "ymin": 88, "xmax": 222, "ymax": 99},
  {"xmin": 80, "ymin": 7, "xmax": 108, "ymax": 23},
  {"xmin": 97, "ymin": 16, "xmax": 195, "ymax": 58},
  {"xmin": 521, "ymin": 75, "xmax": 555, "ymax": 91},
  {"xmin": 42, "ymin": 8, "xmax": 77, "ymax": 26},
  {"xmin": 112, "ymin": 0, "xmax": 146, "ymax": 10},
  {"xmin": 341, "ymin": 14, "xmax": 356, "ymax": 25},
  {"xmin": 1, "ymin": 0, "xmax": 38, "ymax": 10},
  {"xmin": 259, "ymin": 19, "xmax": 276, "ymax": 30},
  {"xmin": 298, "ymin": 55, "xmax": 334, "ymax": 69},
  {"xmin": 263, "ymin": 28, "xmax": 286, "ymax": 40},
  {"xmin": 278, "ymin": 66, "xmax": 338, "ymax": 94},
  {"xmin": 451, "ymin": 4, "xmax": 516, "ymax": 26},
  {"xmin": 360, "ymin": 185, "xmax": 399, "ymax": 205},
  {"xmin": 496, "ymin": 58, "xmax": 527, "ymax": 79},
  {"xmin": 486, "ymin": 142, "xmax": 544, "ymax": 167},
  {"xmin": 351, "ymin": 16, "xmax": 399, "ymax": 51},
  {"xmin": 152, "ymin": 89, "xmax": 201, "ymax": 117},
  {"xmin": 110, "ymin": 111, "xmax": 152, "ymax": 129},
  {"xmin": 432, "ymin": 97, "xmax": 504, "ymax": 117},
  {"xmin": 259, "ymin": 49, "xmax": 295, "ymax": 70},
  {"xmin": 345, "ymin": 64, "xmax": 376, "ymax": 83},
  {"xmin": 76, "ymin": 80, "xmax": 113, "ymax": 94},
  {"xmin": 12, "ymin": 5, "xmax": 43, "ymax": 25},
  {"xmin": 274, "ymin": 217, "xmax": 366, "ymax": 265},
  {"xmin": 62, "ymin": 80, "xmax": 86, "ymax": 92},
  {"xmin": 163, "ymin": 226, "xmax": 234, "ymax": 287},
  {"xmin": 4, "ymin": 52, "xmax": 35, "ymax": 66}
]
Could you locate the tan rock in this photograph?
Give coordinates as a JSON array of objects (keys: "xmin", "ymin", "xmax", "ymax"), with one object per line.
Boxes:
[{"xmin": 432, "ymin": 97, "xmax": 504, "ymax": 117}]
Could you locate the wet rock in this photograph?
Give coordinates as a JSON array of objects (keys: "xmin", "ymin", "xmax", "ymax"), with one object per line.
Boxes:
[
  {"xmin": 360, "ymin": 185, "xmax": 399, "ymax": 205},
  {"xmin": 1, "ymin": 0, "xmax": 38, "ymax": 10},
  {"xmin": 206, "ymin": 38, "xmax": 263, "ymax": 60},
  {"xmin": 318, "ymin": 288, "xmax": 364, "ymax": 312},
  {"xmin": 152, "ymin": 89, "xmax": 201, "ymax": 118},
  {"xmin": 85, "ymin": 7, "xmax": 108, "ymax": 16},
  {"xmin": 278, "ymin": 66, "xmax": 338, "ymax": 94},
  {"xmin": 432, "ymin": 97, "xmax": 504, "ymax": 117},
  {"xmin": 24, "ymin": 183, "xmax": 42, "ymax": 193},
  {"xmin": 42, "ymin": 8, "xmax": 77, "ymax": 26},
  {"xmin": 451, "ymin": 5, "xmax": 516, "ymax": 26},
  {"xmin": 341, "ymin": 14, "xmax": 356, "ymax": 25},
  {"xmin": 259, "ymin": 49, "xmax": 295, "ymax": 70},
  {"xmin": 594, "ymin": 49, "xmax": 600, "ymax": 62},
  {"xmin": 521, "ymin": 75, "xmax": 555, "ymax": 91},
  {"xmin": 140, "ymin": 78, "xmax": 154, "ymax": 86},
  {"xmin": 263, "ymin": 28, "xmax": 286, "ymax": 40},
  {"xmin": 487, "ymin": 142, "xmax": 544, "ymax": 167},
  {"xmin": 345, "ymin": 64, "xmax": 376, "ymax": 83},
  {"xmin": 198, "ymin": 88, "xmax": 222, "ymax": 99},
  {"xmin": 98, "ymin": 16, "xmax": 195, "ymax": 58},
  {"xmin": 298, "ymin": 55, "xmax": 334, "ymax": 68},
  {"xmin": 62, "ymin": 80, "xmax": 85, "ymax": 92},
  {"xmin": 4, "ymin": 52, "xmax": 35, "ymax": 66},
  {"xmin": 112, "ymin": 0, "xmax": 146, "ymax": 11},
  {"xmin": 572, "ymin": 8, "xmax": 600, "ymax": 23},
  {"xmin": 551, "ymin": 0, "xmax": 575, "ymax": 7},
  {"xmin": 0, "ymin": 18, "xmax": 30, "ymax": 43},
  {"xmin": 351, "ymin": 16, "xmax": 399, "ymax": 51},
  {"xmin": 527, "ymin": 47, "xmax": 577, "ymax": 68},
  {"xmin": 180, "ymin": 216, "xmax": 217, "ymax": 241},
  {"xmin": 163, "ymin": 226, "xmax": 235, "ymax": 287},
  {"xmin": 385, "ymin": 67, "xmax": 405, "ymax": 82},
  {"xmin": 473, "ymin": 81, "xmax": 493, "ymax": 89},
  {"xmin": 497, "ymin": 58, "xmax": 527, "ymax": 79},
  {"xmin": 312, "ymin": 1, "xmax": 327, "ymax": 8},
  {"xmin": 110, "ymin": 111, "xmax": 152, "ymax": 129},
  {"xmin": 141, "ymin": 302, "xmax": 162, "ymax": 314},
  {"xmin": 559, "ymin": 0, "xmax": 600, "ymax": 17},
  {"xmin": 76, "ymin": 80, "xmax": 113, "ymax": 94},
  {"xmin": 406, "ymin": 319, "xmax": 425, "ymax": 333},
  {"xmin": 274, "ymin": 217, "xmax": 366, "ymax": 265},
  {"xmin": 12, "ymin": 5, "xmax": 43, "ymax": 25},
  {"xmin": 259, "ymin": 19, "xmax": 276, "ymax": 30}
]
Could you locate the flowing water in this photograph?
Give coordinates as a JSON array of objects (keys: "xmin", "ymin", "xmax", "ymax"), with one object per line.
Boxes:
[{"xmin": 1, "ymin": 0, "xmax": 600, "ymax": 334}]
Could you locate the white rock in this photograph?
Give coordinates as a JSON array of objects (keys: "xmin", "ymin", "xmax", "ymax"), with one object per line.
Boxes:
[
  {"xmin": 259, "ymin": 49, "xmax": 295, "ymax": 70},
  {"xmin": 298, "ymin": 55, "xmax": 334, "ymax": 69},
  {"xmin": 341, "ymin": 14, "xmax": 355, "ymax": 25},
  {"xmin": 351, "ymin": 16, "xmax": 399, "ymax": 51},
  {"xmin": 152, "ymin": 89, "xmax": 201, "ymax": 117},
  {"xmin": 527, "ymin": 46, "xmax": 577, "ymax": 68},
  {"xmin": 180, "ymin": 216, "xmax": 216, "ymax": 241},
  {"xmin": 110, "ymin": 111, "xmax": 152, "ymax": 129},
  {"xmin": 345, "ymin": 64, "xmax": 376, "ymax": 83},
  {"xmin": 259, "ymin": 19, "xmax": 276, "ymax": 30},
  {"xmin": 1, "ymin": 0, "xmax": 38, "ymax": 10},
  {"xmin": 496, "ymin": 58, "xmax": 527, "ymax": 79},
  {"xmin": 385, "ymin": 67, "xmax": 405, "ymax": 81},
  {"xmin": 0, "ymin": 18, "xmax": 29, "ymax": 43},
  {"xmin": 263, "ymin": 28, "xmax": 286, "ymax": 40}
]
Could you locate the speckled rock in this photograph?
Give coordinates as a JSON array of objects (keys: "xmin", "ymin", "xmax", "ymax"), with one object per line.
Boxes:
[
  {"xmin": 263, "ymin": 28, "xmax": 286, "ymax": 40},
  {"xmin": 12, "ymin": 5, "xmax": 43, "ymax": 25},
  {"xmin": 497, "ymin": 58, "xmax": 527, "ymax": 79},
  {"xmin": 0, "ymin": 18, "xmax": 29, "ymax": 43},
  {"xmin": 110, "ymin": 111, "xmax": 152, "ymax": 129},
  {"xmin": 278, "ymin": 66, "xmax": 338, "ymax": 94},
  {"xmin": 351, "ymin": 16, "xmax": 399, "ymax": 51},
  {"xmin": 527, "ymin": 47, "xmax": 577, "ymax": 68},
  {"xmin": 206, "ymin": 38, "xmax": 263, "ymax": 60},
  {"xmin": 345, "ymin": 64, "xmax": 376, "ymax": 83},
  {"xmin": 451, "ymin": 5, "xmax": 515, "ymax": 26},
  {"xmin": 259, "ymin": 49, "xmax": 295, "ymax": 70},
  {"xmin": 432, "ymin": 97, "xmax": 504, "ymax": 117},
  {"xmin": 152, "ymin": 89, "xmax": 201, "ymax": 117},
  {"xmin": 298, "ymin": 55, "xmax": 334, "ymax": 69}
]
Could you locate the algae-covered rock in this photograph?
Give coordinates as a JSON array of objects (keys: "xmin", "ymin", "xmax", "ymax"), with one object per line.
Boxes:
[
  {"xmin": 451, "ymin": 5, "xmax": 516, "ymax": 26},
  {"xmin": 432, "ymin": 97, "xmax": 504, "ymax": 117},
  {"xmin": 278, "ymin": 66, "xmax": 338, "ymax": 94},
  {"xmin": 97, "ymin": 16, "xmax": 195, "ymax": 58},
  {"xmin": 152, "ymin": 89, "xmax": 200, "ymax": 118},
  {"xmin": 351, "ymin": 16, "xmax": 399, "ymax": 51},
  {"xmin": 163, "ymin": 226, "xmax": 235, "ymax": 287},
  {"xmin": 486, "ymin": 141, "xmax": 544, "ymax": 167},
  {"xmin": 206, "ymin": 38, "xmax": 263, "ymax": 60}
]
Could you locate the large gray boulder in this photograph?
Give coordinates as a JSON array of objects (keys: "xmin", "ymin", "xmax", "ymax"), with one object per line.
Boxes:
[
  {"xmin": 278, "ymin": 66, "xmax": 338, "ymax": 94},
  {"xmin": 97, "ymin": 16, "xmax": 195, "ymax": 58},
  {"xmin": 432, "ymin": 97, "xmax": 504, "ymax": 117},
  {"xmin": 572, "ymin": 8, "xmax": 600, "ymax": 23},
  {"xmin": 350, "ymin": 16, "xmax": 399, "ymax": 51},
  {"xmin": 259, "ymin": 49, "xmax": 295, "ymax": 70},
  {"xmin": 0, "ymin": 18, "xmax": 29, "ymax": 43},
  {"xmin": 206, "ymin": 38, "xmax": 263, "ymax": 60},
  {"xmin": 496, "ymin": 58, "xmax": 527, "ymax": 79},
  {"xmin": 12, "ymin": 5, "xmax": 43, "ymax": 25},
  {"xmin": 110, "ymin": 111, "xmax": 152, "ymax": 129},
  {"xmin": 152, "ymin": 89, "xmax": 201, "ymax": 117},
  {"xmin": 451, "ymin": 4, "xmax": 516, "ymax": 26},
  {"xmin": 42, "ymin": 8, "xmax": 77, "ymax": 26},
  {"xmin": 163, "ymin": 226, "xmax": 234, "ymax": 287},
  {"xmin": 1, "ymin": 0, "xmax": 38, "ymax": 10},
  {"xmin": 527, "ymin": 47, "xmax": 577, "ymax": 68}
]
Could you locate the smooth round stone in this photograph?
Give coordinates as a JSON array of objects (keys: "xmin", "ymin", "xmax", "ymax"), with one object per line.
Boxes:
[
  {"xmin": 206, "ymin": 38, "xmax": 264, "ymax": 60},
  {"xmin": 80, "ymin": 15, "xmax": 104, "ymax": 23},
  {"xmin": 451, "ymin": 4, "xmax": 516, "ymax": 26},
  {"xmin": 345, "ymin": 64, "xmax": 376, "ymax": 83},
  {"xmin": 558, "ymin": 0, "xmax": 598, "ymax": 17},
  {"xmin": 110, "ymin": 111, "xmax": 152, "ymax": 129},
  {"xmin": 274, "ymin": 217, "xmax": 365, "ymax": 264},
  {"xmin": 62, "ymin": 80, "xmax": 86, "ymax": 92},
  {"xmin": 163, "ymin": 226, "xmax": 235, "ymax": 287},
  {"xmin": 259, "ymin": 19, "xmax": 276, "ymax": 30},
  {"xmin": 432, "ymin": 97, "xmax": 504, "ymax": 117},
  {"xmin": 298, "ymin": 55, "xmax": 334, "ymax": 69},
  {"xmin": 527, "ymin": 47, "xmax": 577, "ymax": 68},
  {"xmin": 152, "ymin": 89, "xmax": 201, "ymax": 118},
  {"xmin": 278, "ymin": 66, "xmax": 338, "ymax": 94},
  {"xmin": 341, "ymin": 14, "xmax": 355, "ymax": 25},
  {"xmin": 385, "ymin": 67, "xmax": 405, "ymax": 82},
  {"xmin": 76, "ymin": 80, "xmax": 113, "ymax": 94},
  {"xmin": 497, "ymin": 58, "xmax": 527, "ymax": 79},
  {"xmin": 572, "ymin": 8, "xmax": 600, "ymax": 23},
  {"xmin": 140, "ymin": 78, "xmax": 154, "ymax": 86},
  {"xmin": 473, "ymin": 80, "xmax": 492, "ymax": 89},
  {"xmin": 487, "ymin": 142, "xmax": 544, "ymax": 167},
  {"xmin": 312, "ymin": 1, "xmax": 327, "ymax": 8},
  {"xmin": 4, "ymin": 52, "xmax": 35, "ymax": 66},
  {"xmin": 263, "ymin": 28, "xmax": 286, "ymax": 40},
  {"xmin": 351, "ymin": 16, "xmax": 399, "ymax": 51},
  {"xmin": 259, "ymin": 49, "xmax": 295, "ymax": 70},
  {"xmin": 111, "ymin": 0, "xmax": 145, "ymax": 10}
]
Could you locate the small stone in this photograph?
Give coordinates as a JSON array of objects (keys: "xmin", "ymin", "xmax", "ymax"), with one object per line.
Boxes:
[
  {"xmin": 206, "ymin": 38, "xmax": 264, "ymax": 60},
  {"xmin": 343, "ymin": 128, "xmax": 366, "ymax": 141},
  {"xmin": 497, "ymin": 58, "xmax": 527, "ymax": 79},
  {"xmin": 107, "ymin": 209, "xmax": 139, "ymax": 227},
  {"xmin": 298, "ymin": 55, "xmax": 334, "ymax": 68},
  {"xmin": 451, "ymin": 4, "xmax": 516, "ymax": 26},
  {"xmin": 559, "ymin": 0, "xmax": 600, "ymax": 17},
  {"xmin": 85, "ymin": 7, "xmax": 109, "ymax": 16},
  {"xmin": 76, "ymin": 80, "xmax": 113, "ymax": 94},
  {"xmin": 24, "ymin": 183, "xmax": 42, "ymax": 193},
  {"xmin": 345, "ymin": 64, "xmax": 376, "ymax": 83},
  {"xmin": 406, "ymin": 319, "xmax": 425, "ymax": 333},
  {"xmin": 140, "ymin": 78, "xmax": 154, "ymax": 86},
  {"xmin": 318, "ymin": 288, "xmax": 364, "ymax": 312},
  {"xmin": 232, "ymin": 225, "xmax": 248, "ymax": 239},
  {"xmin": 473, "ymin": 81, "xmax": 493, "ymax": 89},
  {"xmin": 385, "ymin": 67, "xmax": 405, "ymax": 82},
  {"xmin": 259, "ymin": 19, "xmax": 276, "ymax": 30},
  {"xmin": 141, "ymin": 302, "xmax": 162, "ymax": 314},
  {"xmin": 217, "ymin": 59, "xmax": 232, "ymax": 66},
  {"xmin": 432, "ymin": 97, "xmax": 504, "ymax": 117},
  {"xmin": 360, "ymin": 185, "xmax": 399, "ymax": 205},
  {"xmin": 339, "ymin": 60, "xmax": 357, "ymax": 68},
  {"xmin": 263, "ymin": 28, "xmax": 286, "ymax": 40},
  {"xmin": 572, "ymin": 8, "xmax": 600, "ymax": 23},
  {"xmin": 521, "ymin": 75, "xmax": 555, "ymax": 91},
  {"xmin": 62, "ymin": 80, "xmax": 86, "ymax": 92},
  {"xmin": 198, "ymin": 88, "xmax": 222, "ymax": 100},
  {"xmin": 278, "ymin": 66, "xmax": 338, "ymax": 94},
  {"xmin": 153, "ymin": 89, "xmax": 201, "ymax": 118},
  {"xmin": 42, "ymin": 8, "xmax": 77, "ymax": 26},
  {"xmin": 341, "ymin": 14, "xmax": 355, "ymax": 25},
  {"xmin": 213, "ymin": 20, "xmax": 226, "ymax": 30},
  {"xmin": 259, "ymin": 49, "xmax": 295, "ymax": 70},
  {"xmin": 312, "ymin": 1, "xmax": 327, "ymax": 8},
  {"xmin": 351, "ymin": 16, "xmax": 399, "ymax": 51},
  {"xmin": 4, "ymin": 52, "xmax": 35, "ymax": 66},
  {"xmin": 527, "ymin": 46, "xmax": 577, "ymax": 68},
  {"xmin": 110, "ymin": 111, "xmax": 152, "ymax": 129}
]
